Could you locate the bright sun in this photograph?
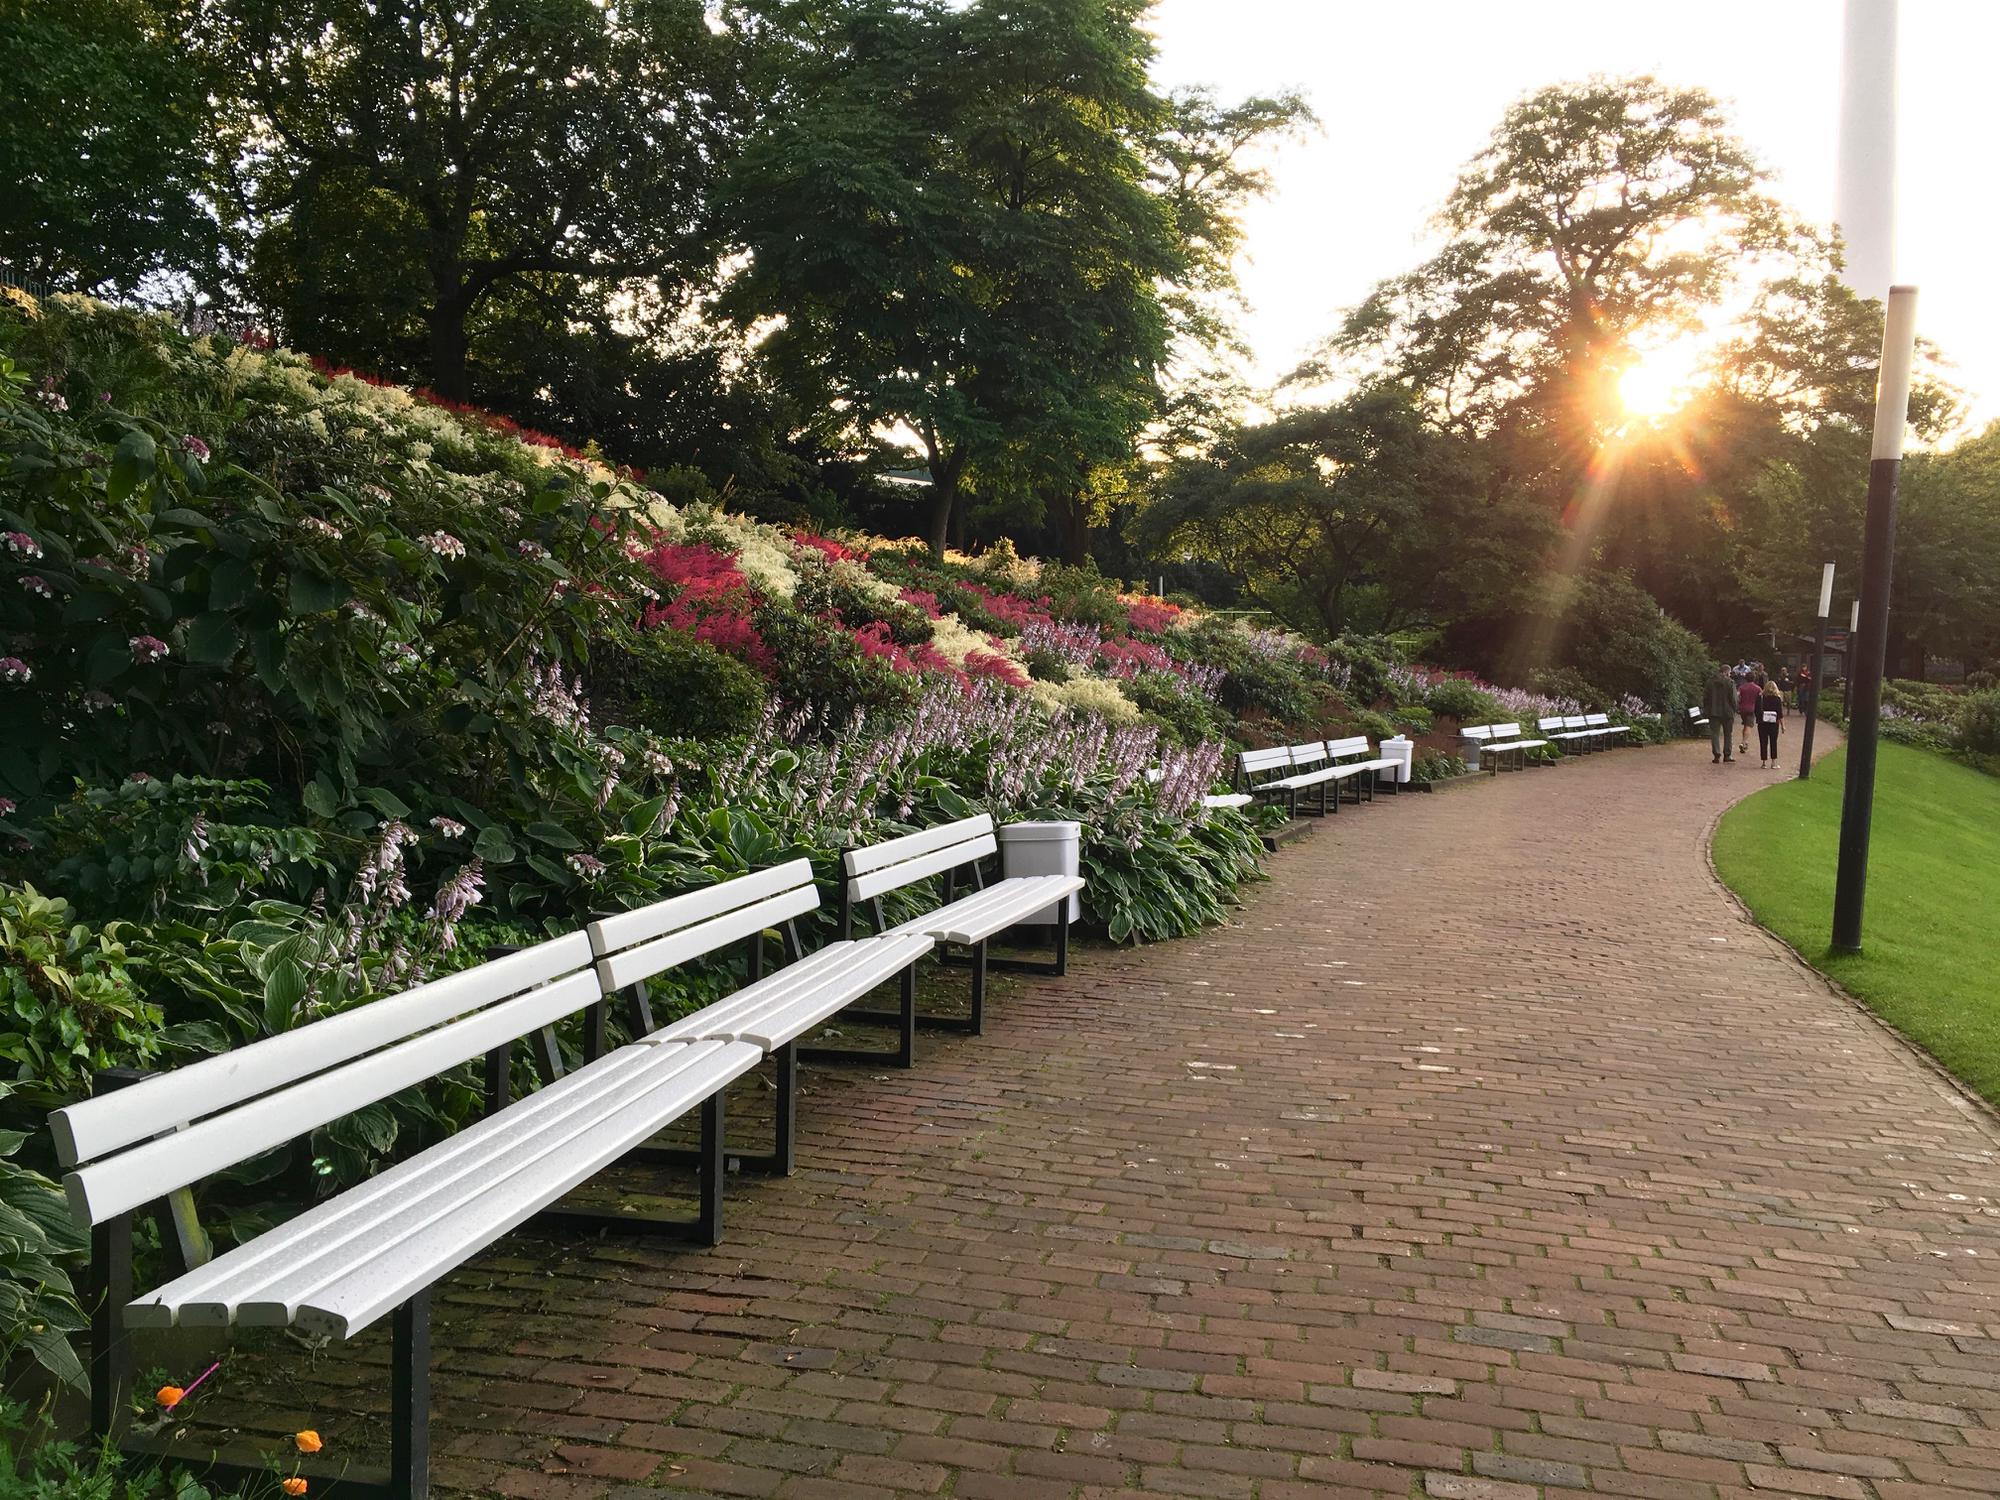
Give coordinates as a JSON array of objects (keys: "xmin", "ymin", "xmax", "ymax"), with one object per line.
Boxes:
[{"xmin": 1616, "ymin": 340, "xmax": 1707, "ymax": 422}]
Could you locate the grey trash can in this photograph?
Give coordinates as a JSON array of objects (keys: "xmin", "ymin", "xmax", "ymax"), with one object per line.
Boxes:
[{"xmin": 997, "ymin": 820, "xmax": 1081, "ymax": 926}]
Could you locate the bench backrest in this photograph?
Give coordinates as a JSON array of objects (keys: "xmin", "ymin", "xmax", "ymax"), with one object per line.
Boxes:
[
  {"xmin": 1288, "ymin": 741, "xmax": 1328, "ymax": 770},
  {"xmin": 1463, "ymin": 722, "xmax": 1521, "ymax": 742},
  {"xmin": 590, "ymin": 859, "xmax": 819, "ymax": 993},
  {"xmin": 844, "ymin": 813, "xmax": 996, "ymax": 904},
  {"xmin": 1240, "ymin": 746, "xmax": 1293, "ymax": 778},
  {"xmin": 1584, "ymin": 712, "xmax": 1611, "ymax": 728},
  {"xmin": 1537, "ymin": 716, "xmax": 1565, "ymax": 732},
  {"xmin": 1689, "ymin": 706, "xmax": 1704, "ymax": 719},
  {"xmin": 1325, "ymin": 735, "xmax": 1376, "ymax": 763},
  {"xmin": 53, "ymin": 931, "xmax": 599, "ymax": 1226}
]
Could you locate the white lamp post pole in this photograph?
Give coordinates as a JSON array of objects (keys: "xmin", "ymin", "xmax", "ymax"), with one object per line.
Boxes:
[
  {"xmin": 1832, "ymin": 285, "xmax": 1919, "ymax": 953},
  {"xmin": 1798, "ymin": 562, "xmax": 1836, "ymax": 778}
]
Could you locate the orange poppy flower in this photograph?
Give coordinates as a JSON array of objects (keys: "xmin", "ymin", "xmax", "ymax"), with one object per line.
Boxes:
[
  {"xmin": 294, "ymin": 1431, "xmax": 322, "ymax": 1454},
  {"xmin": 155, "ymin": 1385, "xmax": 185, "ymax": 1409},
  {"xmin": 281, "ymin": 1479, "xmax": 308, "ymax": 1496}
]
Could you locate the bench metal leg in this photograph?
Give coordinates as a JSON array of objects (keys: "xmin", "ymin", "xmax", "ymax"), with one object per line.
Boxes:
[
  {"xmin": 392, "ymin": 1291, "xmax": 432, "ymax": 1500},
  {"xmin": 801, "ymin": 961, "xmax": 921, "ymax": 1067},
  {"xmin": 537, "ymin": 1086, "xmax": 726, "ymax": 1244},
  {"xmin": 89, "ymin": 1211, "xmax": 135, "ymax": 1445}
]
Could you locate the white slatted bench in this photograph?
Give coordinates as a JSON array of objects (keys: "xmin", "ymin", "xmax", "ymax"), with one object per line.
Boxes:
[
  {"xmin": 1539, "ymin": 714, "xmax": 1601, "ymax": 753},
  {"xmin": 1323, "ymin": 734, "xmax": 1403, "ymax": 804},
  {"xmin": 1460, "ymin": 721, "xmax": 1549, "ymax": 773},
  {"xmin": 590, "ymin": 859, "xmax": 935, "ymax": 1160},
  {"xmin": 1689, "ymin": 705, "xmax": 1710, "ymax": 732},
  {"xmin": 840, "ymin": 813, "xmax": 1084, "ymax": 1036},
  {"xmin": 1584, "ymin": 710, "xmax": 1633, "ymax": 744},
  {"xmin": 52, "ymin": 931, "xmax": 761, "ymax": 1497},
  {"xmin": 1240, "ymin": 741, "xmax": 1343, "ymax": 816}
]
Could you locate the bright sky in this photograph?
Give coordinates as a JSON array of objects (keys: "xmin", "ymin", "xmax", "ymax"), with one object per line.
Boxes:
[{"xmin": 1147, "ymin": 0, "xmax": 2000, "ymax": 435}]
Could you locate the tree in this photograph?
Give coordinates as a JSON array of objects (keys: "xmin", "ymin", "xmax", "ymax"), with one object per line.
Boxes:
[
  {"xmin": 0, "ymin": 0, "xmax": 218, "ymax": 295},
  {"xmin": 722, "ymin": 0, "xmax": 1181, "ymax": 556},
  {"xmin": 1320, "ymin": 77, "xmax": 1794, "ymax": 496},
  {"xmin": 1136, "ymin": 388, "xmax": 1555, "ymax": 639},
  {"xmin": 211, "ymin": 0, "xmax": 747, "ymax": 400}
]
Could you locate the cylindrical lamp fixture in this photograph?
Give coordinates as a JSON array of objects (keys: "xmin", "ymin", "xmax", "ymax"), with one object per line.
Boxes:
[
  {"xmin": 1832, "ymin": 285, "xmax": 1919, "ymax": 952},
  {"xmin": 1817, "ymin": 562, "xmax": 1836, "ymax": 619}
]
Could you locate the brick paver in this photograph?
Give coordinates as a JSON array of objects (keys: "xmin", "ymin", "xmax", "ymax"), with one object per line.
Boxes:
[{"xmin": 211, "ymin": 738, "xmax": 2000, "ymax": 1497}]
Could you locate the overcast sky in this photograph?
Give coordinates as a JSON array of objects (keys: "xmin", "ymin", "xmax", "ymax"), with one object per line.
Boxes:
[{"xmin": 1147, "ymin": 0, "xmax": 1999, "ymax": 435}]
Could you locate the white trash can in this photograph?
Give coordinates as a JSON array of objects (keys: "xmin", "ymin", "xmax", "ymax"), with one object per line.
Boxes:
[
  {"xmin": 997, "ymin": 820, "xmax": 1081, "ymax": 926},
  {"xmin": 1379, "ymin": 735, "xmax": 1415, "ymax": 786}
]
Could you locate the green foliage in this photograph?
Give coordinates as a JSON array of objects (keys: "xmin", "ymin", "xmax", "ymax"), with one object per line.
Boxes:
[
  {"xmin": 1954, "ymin": 690, "xmax": 2000, "ymax": 757},
  {"xmin": 0, "ymin": 887, "xmax": 162, "ymax": 1111},
  {"xmin": 0, "ymin": 1398, "xmax": 246, "ymax": 1495},
  {"xmin": 753, "ymin": 607, "xmax": 923, "ymax": 727},
  {"xmin": 0, "ymin": 1096, "xmax": 89, "ymax": 1392},
  {"xmin": 1412, "ymin": 751, "xmax": 1469, "ymax": 782},
  {"xmin": 590, "ymin": 628, "xmax": 769, "ymax": 743},
  {"xmin": 723, "ymin": 0, "xmax": 1179, "ymax": 552},
  {"xmin": 1122, "ymin": 672, "xmax": 1224, "ymax": 748},
  {"xmin": 0, "ymin": 0, "xmax": 218, "ymax": 295},
  {"xmin": 1138, "ymin": 388, "xmax": 1555, "ymax": 639},
  {"xmin": 1423, "ymin": 679, "xmax": 1505, "ymax": 726}
]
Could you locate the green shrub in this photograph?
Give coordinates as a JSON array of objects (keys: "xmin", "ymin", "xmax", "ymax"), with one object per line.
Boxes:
[
  {"xmin": 0, "ymin": 884, "xmax": 163, "ymax": 1110},
  {"xmin": 1527, "ymin": 665, "xmax": 1598, "ymax": 709},
  {"xmin": 1123, "ymin": 672, "xmax": 1225, "ymax": 748},
  {"xmin": 1035, "ymin": 560, "xmax": 1127, "ymax": 629},
  {"xmin": 1958, "ymin": 690, "xmax": 2000, "ymax": 756},
  {"xmin": 1425, "ymin": 678, "xmax": 1505, "ymax": 725},
  {"xmin": 1343, "ymin": 708, "xmax": 1397, "ymax": 742},
  {"xmin": 1390, "ymin": 704, "xmax": 1434, "ymax": 736},
  {"xmin": 0, "ymin": 1106, "xmax": 89, "ymax": 1393},
  {"xmin": 753, "ymin": 607, "xmax": 922, "ymax": 726},
  {"xmin": 591, "ymin": 627, "xmax": 768, "ymax": 742}
]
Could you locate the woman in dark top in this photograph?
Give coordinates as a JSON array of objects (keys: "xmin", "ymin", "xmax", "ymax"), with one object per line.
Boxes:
[{"xmin": 1757, "ymin": 677, "xmax": 1786, "ymax": 768}]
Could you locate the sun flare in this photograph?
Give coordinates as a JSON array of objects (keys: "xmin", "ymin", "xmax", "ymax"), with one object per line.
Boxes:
[{"xmin": 1616, "ymin": 340, "xmax": 1706, "ymax": 423}]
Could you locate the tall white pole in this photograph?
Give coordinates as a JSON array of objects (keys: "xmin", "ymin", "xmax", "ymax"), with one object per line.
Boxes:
[{"xmin": 1834, "ymin": 0, "xmax": 1897, "ymax": 293}]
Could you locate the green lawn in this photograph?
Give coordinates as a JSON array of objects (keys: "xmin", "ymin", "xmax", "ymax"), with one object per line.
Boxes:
[{"xmin": 1712, "ymin": 741, "xmax": 2000, "ymax": 1107}]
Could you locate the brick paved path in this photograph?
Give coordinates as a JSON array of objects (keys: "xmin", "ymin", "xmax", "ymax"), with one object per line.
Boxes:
[{"xmin": 337, "ymin": 738, "xmax": 2000, "ymax": 1498}]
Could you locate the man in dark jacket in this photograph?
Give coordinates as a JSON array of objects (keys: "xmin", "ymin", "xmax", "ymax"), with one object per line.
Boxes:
[{"xmin": 1703, "ymin": 668, "xmax": 1738, "ymax": 763}]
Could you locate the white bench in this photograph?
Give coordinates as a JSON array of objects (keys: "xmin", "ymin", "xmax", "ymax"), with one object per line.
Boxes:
[
  {"xmin": 840, "ymin": 813, "xmax": 1084, "ymax": 1035},
  {"xmin": 1240, "ymin": 741, "xmax": 1341, "ymax": 816},
  {"xmin": 1584, "ymin": 711, "xmax": 1632, "ymax": 744},
  {"xmin": 1324, "ymin": 734, "xmax": 1403, "ymax": 803},
  {"xmin": 1460, "ymin": 721, "xmax": 1550, "ymax": 772},
  {"xmin": 590, "ymin": 859, "xmax": 935, "ymax": 1164},
  {"xmin": 54, "ymin": 930, "xmax": 763, "ymax": 1494},
  {"xmin": 1539, "ymin": 714, "xmax": 1604, "ymax": 752},
  {"xmin": 1689, "ymin": 705, "xmax": 1710, "ymax": 730}
]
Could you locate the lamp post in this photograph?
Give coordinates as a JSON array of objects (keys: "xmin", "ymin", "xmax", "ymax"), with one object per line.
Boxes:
[
  {"xmin": 1797, "ymin": 562, "xmax": 1835, "ymax": 778},
  {"xmin": 1832, "ymin": 285, "xmax": 1918, "ymax": 954},
  {"xmin": 1843, "ymin": 599, "xmax": 1859, "ymax": 717}
]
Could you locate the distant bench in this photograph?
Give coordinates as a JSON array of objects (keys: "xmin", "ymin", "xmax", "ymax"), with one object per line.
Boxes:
[
  {"xmin": 1240, "ymin": 735, "xmax": 1401, "ymax": 816},
  {"xmin": 1459, "ymin": 721, "xmax": 1549, "ymax": 772},
  {"xmin": 1536, "ymin": 713, "xmax": 1632, "ymax": 753}
]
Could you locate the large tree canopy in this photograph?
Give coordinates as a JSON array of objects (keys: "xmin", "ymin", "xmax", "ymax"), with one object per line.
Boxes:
[
  {"xmin": 1321, "ymin": 77, "xmax": 1793, "ymax": 495},
  {"xmin": 0, "ymin": 0, "xmax": 218, "ymax": 296},
  {"xmin": 722, "ymin": 0, "xmax": 1181, "ymax": 556},
  {"xmin": 211, "ymin": 0, "xmax": 747, "ymax": 400},
  {"xmin": 1137, "ymin": 388, "xmax": 1556, "ymax": 639}
]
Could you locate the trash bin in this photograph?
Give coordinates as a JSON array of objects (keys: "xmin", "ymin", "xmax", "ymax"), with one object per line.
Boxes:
[
  {"xmin": 1379, "ymin": 735, "xmax": 1415, "ymax": 786},
  {"xmin": 997, "ymin": 820, "xmax": 1081, "ymax": 926}
]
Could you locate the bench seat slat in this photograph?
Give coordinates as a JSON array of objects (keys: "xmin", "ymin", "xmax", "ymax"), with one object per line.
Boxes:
[
  {"xmin": 641, "ymin": 935, "xmax": 933, "ymax": 1048},
  {"xmin": 728, "ymin": 937, "xmax": 936, "ymax": 1052},
  {"xmin": 50, "ymin": 931, "xmax": 593, "ymax": 1170},
  {"xmin": 187, "ymin": 1039, "xmax": 760, "ymax": 1340},
  {"xmin": 66, "ymin": 968, "xmax": 605, "ymax": 1226},
  {"xmin": 886, "ymin": 875, "xmax": 1082, "ymax": 946},
  {"xmin": 847, "ymin": 832, "xmax": 998, "ymax": 904},
  {"xmin": 596, "ymin": 884, "xmax": 820, "ymax": 992}
]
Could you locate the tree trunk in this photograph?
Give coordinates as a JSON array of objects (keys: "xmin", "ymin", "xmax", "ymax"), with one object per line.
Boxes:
[
  {"xmin": 1057, "ymin": 492, "xmax": 1090, "ymax": 565},
  {"xmin": 924, "ymin": 446, "xmax": 967, "ymax": 559},
  {"xmin": 427, "ymin": 299, "xmax": 471, "ymax": 402}
]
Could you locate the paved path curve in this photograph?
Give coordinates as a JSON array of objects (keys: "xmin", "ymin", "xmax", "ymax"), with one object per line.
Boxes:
[{"xmin": 425, "ymin": 737, "xmax": 2000, "ymax": 1500}]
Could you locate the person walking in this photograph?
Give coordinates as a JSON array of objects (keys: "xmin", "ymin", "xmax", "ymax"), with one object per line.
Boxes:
[
  {"xmin": 1757, "ymin": 676, "xmax": 1786, "ymax": 768},
  {"xmin": 1736, "ymin": 673, "xmax": 1761, "ymax": 756},
  {"xmin": 1703, "ymin": 667, "xmax": 1737, "ymax": 764}
]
